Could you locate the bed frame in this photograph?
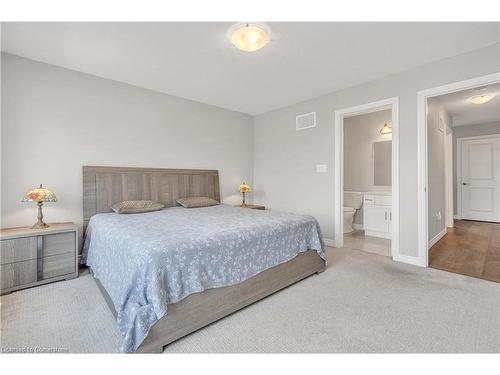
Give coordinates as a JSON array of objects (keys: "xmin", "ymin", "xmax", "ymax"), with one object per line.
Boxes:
[{"xmin": 82, "ymin": 166, "xmax": 325, "ymax": 353}]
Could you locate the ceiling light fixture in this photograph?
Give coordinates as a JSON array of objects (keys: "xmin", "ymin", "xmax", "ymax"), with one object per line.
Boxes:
[
  {"xmin": 229, "ymin": 23, "xmax": 270, "ymax": 52},
  {"xmin": 468, "ymin": 94, "xmax": 496, "ymax": 105},
  {"xmin": 379, "ymin": 122, "xmax": 392, "ymax": 135}
]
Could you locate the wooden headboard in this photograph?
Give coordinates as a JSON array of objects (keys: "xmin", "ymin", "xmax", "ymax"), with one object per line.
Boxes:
[{"xmin": 82, "ymin": 166, "xmax": 220, "ymax": 230}]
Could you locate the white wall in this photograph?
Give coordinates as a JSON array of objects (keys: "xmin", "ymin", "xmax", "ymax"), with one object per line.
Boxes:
[
  {"xmin": 1, "ymin": 53, "xmax": 254, "ymax": 231},
  {"xmin": 254, "ymin": 44, "xmax": 499, "ymax": 259},
  {"xmin": 427, "ymin": 98, "xmax": 451, "ymax": 242},
  {"xmin": 453, "ymin": 121, "xmax": 500, "ymax": 215}
]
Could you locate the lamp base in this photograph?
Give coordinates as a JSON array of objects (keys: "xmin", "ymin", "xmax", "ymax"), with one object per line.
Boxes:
[
  {"xmin": 32, "ymin": 220, "xmax": 49, "ymax": 229},
  {"xmin": 32, "ymin": 203, "xmax": 49, "ymax": 229}
]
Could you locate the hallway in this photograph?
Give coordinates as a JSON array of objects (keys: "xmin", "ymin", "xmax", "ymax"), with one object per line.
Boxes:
[{"xmin": 429, "ymin": 220, "xmax": 500, "ymax": 282}]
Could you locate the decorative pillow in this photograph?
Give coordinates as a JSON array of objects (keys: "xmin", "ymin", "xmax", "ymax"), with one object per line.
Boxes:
[
  {"xmin": 111, "ymin": 200, "xmax": 165, "ymax": 214},
  {"xmin": 176, "ymin": 196, "xmax": 220, "ymax": 208}
]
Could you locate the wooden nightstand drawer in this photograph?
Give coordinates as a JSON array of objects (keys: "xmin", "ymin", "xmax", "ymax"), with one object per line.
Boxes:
[
  {"xmin": 43, "ymin": 232, "xmax": 76, "ymax": 257},
  {"xmin": 40, "ymin": 253, "xmax": 75, "ymax": 279},
  {"xmin": 0, "ymin": 223, "xmax": 78, "ymax": 295},
  {"xmin": 1, "ymin": 259, "xmax": 37, "ymax": 289},
  {"xmin": 0, "ymin": 237, "xmax": 38, "ymax": 265},
  {"xmin": 0, "ymin": 253, "xmax": 76, "ymax": 290}
]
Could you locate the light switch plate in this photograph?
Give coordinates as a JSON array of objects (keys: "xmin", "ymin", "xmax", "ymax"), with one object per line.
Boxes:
[{"xmin": 316, "ymin": 164, "xmax": 327, "ymax": 173}]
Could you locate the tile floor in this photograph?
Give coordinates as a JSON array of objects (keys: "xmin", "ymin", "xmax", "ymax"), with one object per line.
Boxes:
[{"xmin": 343, "ymin": 230, "xmax": 391, "ymax": 257}]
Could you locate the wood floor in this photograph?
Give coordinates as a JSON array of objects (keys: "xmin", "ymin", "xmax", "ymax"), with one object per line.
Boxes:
[{"xmin": 429, "ymin": 220, "xmax": 500, "ymax": 283}]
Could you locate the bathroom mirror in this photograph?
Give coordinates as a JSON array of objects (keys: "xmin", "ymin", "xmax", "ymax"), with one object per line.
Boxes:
[{"xmin": 373, "ymin": 140, "xmax": 392, "ymax": 186}]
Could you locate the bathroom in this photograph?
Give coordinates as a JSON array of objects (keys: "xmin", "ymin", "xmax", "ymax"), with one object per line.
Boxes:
[{"xmin": 343, "ymin": 109, "xmax": 393, "ymax": 256}]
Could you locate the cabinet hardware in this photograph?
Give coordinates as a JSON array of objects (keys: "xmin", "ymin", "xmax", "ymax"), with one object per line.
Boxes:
[{"xmin": 36, "ymin": 236, "xmax": 43, "ymax": 281}]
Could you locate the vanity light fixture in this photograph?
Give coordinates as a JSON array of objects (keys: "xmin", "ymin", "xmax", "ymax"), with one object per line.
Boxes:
[
  {"xmin": 379, "ymin": 122, "xmax": 392, "ymax": 135},
  {"xmin": 468, "ymin": 94, "xmax": 496, "ymax": 105},
  {"xmin": 229, "ymin": 23, "xmax": 270, "ymax": 52}
]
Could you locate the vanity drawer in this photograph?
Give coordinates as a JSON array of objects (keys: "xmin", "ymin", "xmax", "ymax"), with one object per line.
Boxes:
[
  {"xmin": 0, "ymin": 259, "xmax": 37, "ymax": 289},
  {"xmin": 374, "ymin": 195, "xmax": 392, "ymax": 206},
  {"xmin": 43, "ymin": 232, "xmax": 76, "ymax": 257},
  {"xmin": 363, "ymin": 195, "xmax": 375, "ymax": 204},
  {"xmin": 0, "ymin": 237, "xmax": 38, "ymax": 265},
  {"xmin": 364, "ymin": 195, "xmax": 391, "ymax": 206}
]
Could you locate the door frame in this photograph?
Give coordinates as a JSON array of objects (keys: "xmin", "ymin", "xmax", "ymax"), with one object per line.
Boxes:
[
  {"xmin": 333, "ymin": 97, "xmax": 400, "ymax": 261},
  {"xmin": 417, "ymin": 72, "xmax": 500, "ymax": 267},
  {"xmin": 456, "ymin": 134, "xmax": 500, "ymax": 220},
  {"xmin": 444, "ymin": 128, "xmax": 454, "ymax": 228}
]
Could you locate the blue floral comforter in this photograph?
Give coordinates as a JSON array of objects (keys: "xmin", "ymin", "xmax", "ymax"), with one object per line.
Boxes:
[{"xmin": 82, "ymin": 204, "xmax": 326, "ymax": 352}]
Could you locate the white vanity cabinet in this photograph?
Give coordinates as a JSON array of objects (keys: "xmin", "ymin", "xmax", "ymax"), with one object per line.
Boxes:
[{"xmin": 363, "ymin": 193, "xmax": 392, "ymax": 239}]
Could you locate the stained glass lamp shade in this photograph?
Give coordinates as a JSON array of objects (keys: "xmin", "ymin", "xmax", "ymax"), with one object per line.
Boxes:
[
  {"xmin": 239, "ymin": 182, "xmax": 250, "ymax": 207},
  {"xmin": 22, "ymin": 184, "xmax": 57, "ymax": 229}
]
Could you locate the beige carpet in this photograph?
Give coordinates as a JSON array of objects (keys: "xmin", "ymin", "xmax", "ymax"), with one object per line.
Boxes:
[{"xmin": 1, "ymin": 247, "xmax": 499, "ymax": 353}]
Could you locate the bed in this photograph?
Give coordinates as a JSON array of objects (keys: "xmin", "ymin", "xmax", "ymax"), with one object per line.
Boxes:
[{"xmin": 82, "ymin": 166, "xmax": 326, "ymax": 353}]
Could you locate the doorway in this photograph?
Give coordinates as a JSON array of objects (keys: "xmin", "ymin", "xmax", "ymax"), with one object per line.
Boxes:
[
  {"xmin": 417, "ymin": 73, "xmax": 500, "ymax": 280},
  {"xmin": 334, "ymin": 97, "xmax": 401, "ymax": 261}
]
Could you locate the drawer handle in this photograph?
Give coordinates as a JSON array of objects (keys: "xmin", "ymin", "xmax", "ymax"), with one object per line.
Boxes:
[
  {"xmin": 385, "ymin": 212, "xmax": 387, "ymax": 220},
  {"xmin": 37, "ymin": 236, "xmax": 43, "ymax": 281}
]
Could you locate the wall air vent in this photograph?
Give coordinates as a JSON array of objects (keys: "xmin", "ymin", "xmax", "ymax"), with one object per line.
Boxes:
[{"xmin": 296, "ymin": 112, "xmax": 316, "ymax": 131}]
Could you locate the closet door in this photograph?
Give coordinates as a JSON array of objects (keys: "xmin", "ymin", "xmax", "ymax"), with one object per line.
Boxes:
[{"xmin": 460, "ymin": 136, "xmax": 500, "ymax": 222}]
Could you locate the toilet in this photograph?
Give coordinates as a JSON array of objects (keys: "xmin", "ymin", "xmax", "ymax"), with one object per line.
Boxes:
[{"xmin": 343, "ymin": 192, "xmax": 363, "ymax": 234}]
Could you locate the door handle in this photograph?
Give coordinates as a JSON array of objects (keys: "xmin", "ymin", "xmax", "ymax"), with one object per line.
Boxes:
[{"xmin": 461, "ymin": 182, "xmax": 470, "ymax": 185}]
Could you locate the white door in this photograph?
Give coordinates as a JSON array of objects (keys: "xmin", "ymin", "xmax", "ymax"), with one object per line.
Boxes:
[{"xmin": 460, "ymin": 136, "xmax": 500, "ymax": 222}]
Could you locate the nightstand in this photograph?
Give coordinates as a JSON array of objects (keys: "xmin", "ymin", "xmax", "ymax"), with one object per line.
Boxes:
[
  {"xmin": 0, "ymin": 222, "xmax": 78, "ymax": 295},
  {"xmin": 236, "ymin": 204, "xmax": 266, "ymax": 210}
]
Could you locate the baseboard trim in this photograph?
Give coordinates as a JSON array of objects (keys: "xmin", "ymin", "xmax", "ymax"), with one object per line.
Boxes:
[
  {"xmin": 352, "ymin": 224, "xmax": 364, "ymax": 230},
  {"xmin": 428, "ymin": 228, "xmax": 447, "ymax": 248},
  {"xmin": 365, "ymin": 229, "xmax": 391, "ymax": 239},
  {"xmin": 323, "ymin": 238, "xmax": 337, "ymax": 247},
  {"xmin": 392, "ymin": 254, "xmax": 425, "ymax": 267}
]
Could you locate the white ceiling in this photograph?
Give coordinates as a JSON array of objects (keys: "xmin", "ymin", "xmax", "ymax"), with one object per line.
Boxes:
[
  {"xmin": 2, "ymin": 22, "xmax": 499, "ymax": 115},
  {"xmin": 436, "ymin": 83, "xmax": 500, "ymax": 127}
]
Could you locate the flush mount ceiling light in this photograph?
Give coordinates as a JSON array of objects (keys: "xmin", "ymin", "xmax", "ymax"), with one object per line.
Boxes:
[
  {"xmin": 379, "ymin": 122, "xmax": 392, "ymax": 135},
  {"xmin": 468, "ymin": 94, "xmax": 496, "ymax": 105},
  {"xmin": 229, "ymin": 23, "xmax": 270, "ymax": 52}
]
